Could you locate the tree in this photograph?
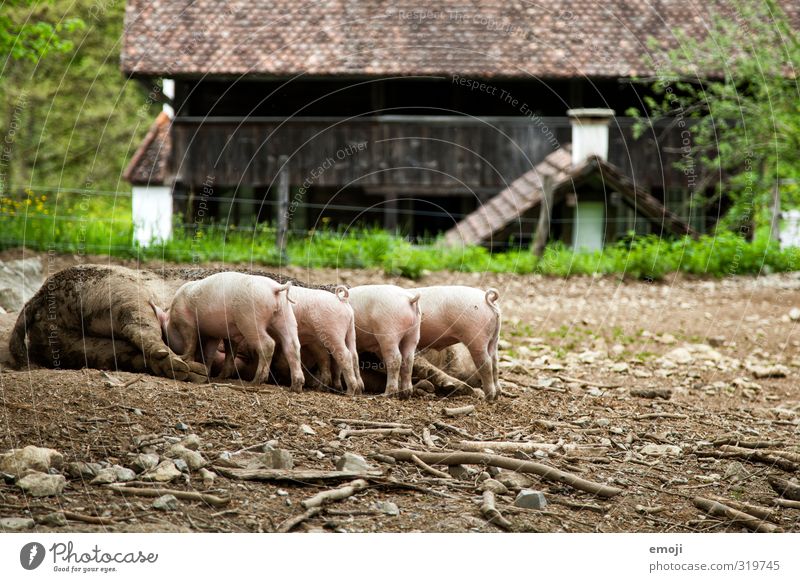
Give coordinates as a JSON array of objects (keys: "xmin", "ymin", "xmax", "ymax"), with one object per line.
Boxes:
[
  {"xmin": 0, "ymin": 0, "xmax": 83, "ymax": 62},
  {"xmin": 628, "ymin": 0, "xmax": 800, "ymax": 235}
]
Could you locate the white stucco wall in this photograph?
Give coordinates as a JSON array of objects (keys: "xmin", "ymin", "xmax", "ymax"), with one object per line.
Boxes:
[{"xmin": 132, "ymin": 185, "xmax": 173, "ymax": 246}]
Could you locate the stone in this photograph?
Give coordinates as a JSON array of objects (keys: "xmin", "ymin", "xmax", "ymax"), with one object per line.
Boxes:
[
  {"xmin": 262, "ymin": 448, "xmax": 294, "ymax": 470},
  {"xmin": 448, "ymin": 464, "xmax": 476, "ymax": 480},
  {"xmin": 0, "ymin": 257, "xmax": 43, "ymax": 312},
  {"xmin": 174, "ymin": 421, "xmax": 189, "ymax": 431},
  {"xmin": 610, "ymin": 362, "xmax": 629, "ymax": 373},
  {"xmin": 173, "ymin": 459, "xmax": 190, "ymax": 473},
  {"xmin": 0, "ymin": 445, "xmax": 63, "ymax": 477},
  {"xmin": 640, "ymin": 444, "xmax": 682, "ymax": 457},
  {"xmin": 300, "ymin": 424, "xmax": 317, "ymax": 435},
  {"xmin": 141, "ymin": 460, "xmax": 182, "ymax": 483},
  {"xmin": 664, "ymin": 347, "xmax": 693, "ymax": 364},
  {"xmin": 180, "ymin": 434, "xmax": 202, "ymax": 451},
  {"xmin": 198, "ymin": 468, "xmax": 216, "ymax": 485},
  {"xmin": 496, "ymin": 470, "xmax": 533, "ymax": 491},
  {"xmin": 0, "ymin": 517, "xmax": 35, "ymax": 531},
  {"xmin": 335, "ymin": 452, "xmax": 371, "ymax": 472},
  {"xmin": 723, "ymin": 461, "xmax": 750, "ymax": 483},
  {"xmin": 514, "ymin": 489, "xmax": 547, "ymax": 510},
  {"xmin": 790, "ymin": 307, "xmax": 800, "ymax": 321},
  {"xmin": 167, "ymin": 444, "xmax": 207, "ymax": 471},
  {"xmin": 152, "ymin": 494, "xmax": 179, "ymax": 511},
  {"xmin": 480, "ymin": 478, "xmax": 509, "ymax": 495},
  {"xmin": 746, "ymin": 363, "xmax": 790, "ymax": 379},
  {"xmin": 708, "ymin": 335, "xmax": 726, "ymax": 347},
  {"xmin": 371, "ymin": 501, "xmax": 400, "ymax": 516},
  {"xmin": 65, "ymin": 461, "xmax": 102, "ymax": 479},
  {"xmin": 129, "ymin": 453, "xmax": 160, "ymax": 474},
  {"xmin": 17, "ymin": 473, "xmax": 66, "ymax": 497},
  {"xmin": 38, "ymin": 512, "xmax": 68, "ymax": 527}
]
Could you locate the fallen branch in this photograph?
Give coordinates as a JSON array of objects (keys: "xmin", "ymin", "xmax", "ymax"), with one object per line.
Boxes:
[
  {"xmin": 443, "ymin": 405, "xmax": 475, "ymax": 417},
  {"xmin": 556, "ymin": 375, "xmax": 621, "ymax": 389},
  {"xmin": 106, "ymin": 485, "xmax": 230, "ymax": 507},
  {"xmin": 422, "ymin": 427, "xmax": 437, "ymax": 449},
  {"xmin": 457, "ymin": 440, "xmax": 561, "ymax": 454},
  {"xmin": 713, "ymin": 446, "xmax": 798, "ymax": 473},
  {"xmin": 480, "ymin": 490, "xmax": 512, "ymax": 531},
  {"xmin": 692, "ymin": 497, "xmax": 782, "ymax": 533},
  {"xmin": 629, "ymin": 388, "xmax": 672, "ymax": 399},
  {"xmin": 774, "ymin": 498, "xmax": 800, "ymax": 509},
  {"xmin": 707, "ymin": 496, "xmax": 778, "ymax": 523},
  {"xmin": 214, "ymin": 466, "xmax": 383, "ymax": 483},
  {"xmin": 410, "ymin": 454, "xmax": 451, "ymax": 479},
  {"xmin": 61, "ymin": 511, "xmax": 119, "ymax": 526},
  {"xmin": 301, "ymin": 479, "xmax": 369, "ymax": 509},
  {"xmin": 768, "ymin": 475, "xmax": 800, "ymax": 501},
  {"xmin": 712, "ymin": 437, "xmax": 785, "ymax": 449},
  {"xmin": 338, "ymin": 428, "xmax": 414, "ymax": 439},
  {"xmin": 432, "ymin": 422, "xmax": 474, "ymax": 439},
  {"xmin": 383, "ymin": 449, "xmax": 623, "ymax": 498},
  {"xmin": 276, "ymin": 507, "xmax": 322, "ymax": 533},
  {"xmin": 332, "ymin": 419, "xmax": 412, "ymax": 429}
]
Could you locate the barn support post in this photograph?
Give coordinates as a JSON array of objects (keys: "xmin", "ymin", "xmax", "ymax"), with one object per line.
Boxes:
[
  {"xmin": 532, "ymin": 175, "xmax": 554, "ymax": 257},
  {"xmin": 276, "ymin": 155, "xmax": 290, "ymax": 264},
  {"xmin": 770, "ymin": 181, "xmax": 781, "ymax": 243},
  {"xmin": 384, "ymin": 196, "xmax": 398, "ymax": 232}
]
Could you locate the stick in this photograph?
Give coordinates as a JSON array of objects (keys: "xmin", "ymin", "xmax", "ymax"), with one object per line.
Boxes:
[
  {"xmin": 635, "ymin": 413, "xmax": 688, "ymax": 420},
  {"xmin": 410, "ymin": 454, "xmax": 451, "ymax": 479},
  {"xmin": 630, "ymin": 388, "xmax": 672, "ymax": 399},
  {"xmin": 61, "ymin": 511, "xmax": 119, "ymax": 526},
  {"xmin": 338, "ymin": 428, "xmax": 414, "ymax": 438},
  {"xmin": 707, "ymin": 496, "xmax": 778, "ymax": 523},
  {"xmin": 214, "ymin": 466, "xmax": 383, "ymax": 483},
  {"xmin": 692, "ymin": 497, "xmax": 782, "ymax": 533},
  {"xmin": 432, "ymin": 422, "xmax": 474, "ymax": 439},
  {"xmin": 556, "ymin": 375, "xmax": 621, "ymax": 389},
  {"xmin": 383, "ymin": 449, "xmax": 623, "ymax": 498},
  {"xmin": 774, "ymin": 498, "xmax": 800, "ymax": 509},
  {"xmin": 422, "ymin": 427, "xmax": 436, "ymax": 449},
  {"xmin": 443, "ymin": 405, "xmax": 475, "ymax": 417},
  {"xmin": 480, "ymin": 490, "xmax": 512, "ymax": 531},
  {"xmin": 332, "ymin": 419, "xmax": 412, "ymax": 429},
  {"xmin": 106, "ymin": 485, "xmax": 230, "ymax": 507},
  {"xmin": 768, "ymin": 475, "xmax": 800, "ymax": 501},
  {"xmin": 301, "ymin": 479, "xmax": 369, "ymax": 509},
  {"xmin": 712, "ymin": 437, "xmax": 785, "ymax": 449},
  {"xmin": 715, "ymin": 446, "xmax": 798, "ymax": 473},
  {"xmin": 276, "ymin": 506, "xmax": 322, "ymax": 533},
  {"xmin": 457, "ymin": 440, "xmax": 562, "ymax": 454}
]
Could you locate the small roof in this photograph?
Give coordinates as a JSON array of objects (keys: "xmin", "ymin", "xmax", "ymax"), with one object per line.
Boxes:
[
  {"xmin": 123, "ymin": 112, "xmax": 172, "ymax": 186},
  {"xmin": 122, "ymin": 0, "xmax": 798, "ymax": 79}
]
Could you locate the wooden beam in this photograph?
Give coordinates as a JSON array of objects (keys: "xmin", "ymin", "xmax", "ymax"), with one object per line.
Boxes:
[
  {"xmin": 276, "ymin": 155, "xmax": 289, "ymax": 263},
  {"xmin": 532, "ymin": 174, "xmax": 553, "ymax": 257}
]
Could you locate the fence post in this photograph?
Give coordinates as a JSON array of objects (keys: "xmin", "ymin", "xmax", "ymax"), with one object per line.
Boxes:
[
  {"xmin": 770, "ymin": 181, "xmax": 781, "ymax": 243},
  {"xmin": 532, "ymin": 175, "xmax": 553, "ymax": 258},
  {"xmin": 276, "ymin": 155, "xmax": 290, "ymax": 264}
]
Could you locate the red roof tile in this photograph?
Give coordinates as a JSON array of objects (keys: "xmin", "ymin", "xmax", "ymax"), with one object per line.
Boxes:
[{"xmin": 123, "ymin": 112, "xmax": 172, "ymax": 185}]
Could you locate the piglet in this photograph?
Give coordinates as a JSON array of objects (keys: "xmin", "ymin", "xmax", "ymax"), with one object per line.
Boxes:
[
  {"xmin": 414, "ymin": 286, "xmax": 501, "ymax": 400},
  {"xmin": 347, "ymin": 285, "xmax": 421, "ymax": 397},
  {"xmin": 151, "ymin": 272, "xmax": 304, "ymax": 391},
  {"xmin": 289, "ymin": 285, "xmax": 364, "ymax": 395}
]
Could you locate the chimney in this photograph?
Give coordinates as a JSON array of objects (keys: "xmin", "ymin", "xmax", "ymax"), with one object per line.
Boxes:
[{"xmin": 566, "ymin": 108, "xmax": 615, "ymax": 167}]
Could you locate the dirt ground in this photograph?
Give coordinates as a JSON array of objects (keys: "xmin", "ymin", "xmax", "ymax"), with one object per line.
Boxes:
[{"xmin": 1, "ymin": 249, "xmax": 799, "ymax": 533}]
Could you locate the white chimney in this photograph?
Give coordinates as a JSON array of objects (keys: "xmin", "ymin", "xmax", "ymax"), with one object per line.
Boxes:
[
  {"xmin": 162, "ymin": 78, "xmax": 175, "ymax": 118},
  {"xmin": 566, "ymin": 108, "xmax": 615, "ymax": 167}
]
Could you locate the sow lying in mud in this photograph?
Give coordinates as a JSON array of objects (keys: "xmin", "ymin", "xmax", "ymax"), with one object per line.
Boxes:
[{"xmin": 5, "ymin": 265, "xmax": 484, "ymax": 397}]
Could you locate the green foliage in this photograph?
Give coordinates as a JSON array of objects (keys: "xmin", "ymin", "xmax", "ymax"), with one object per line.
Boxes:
[
  {"xmin": 0, "ymin": 0, "xmax": 84, "ymax": 62},
  {"xmin": 628, "ymin": 0, "xmax": 800, "ymax": 230}
]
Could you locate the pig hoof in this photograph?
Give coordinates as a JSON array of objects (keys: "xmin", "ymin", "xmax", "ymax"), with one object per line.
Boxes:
[{"xmin": 472, "ymin": 389, "xmax": 486, "ymax": 400}]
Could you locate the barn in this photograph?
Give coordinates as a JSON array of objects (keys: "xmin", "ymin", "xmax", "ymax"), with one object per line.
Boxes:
[{"xmin": 122, "ymin": 0, "xmax": 727, "ymax": 248}]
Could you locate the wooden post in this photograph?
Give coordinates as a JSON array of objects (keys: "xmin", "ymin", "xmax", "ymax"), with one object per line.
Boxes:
[
  {"xmin": 384, "ymin": 195, "xmax": 398, "ymax": 232},
  {"xmin": 770, "ymin": 181, "xmax": 781, "ymax": 243},
  {"xmin": 276, "ymin": 155, "xmax": 290, "ymax": 264},
  {"xmin": 532, "ymin": 175, "xmax": 553, "ymax": 257}
]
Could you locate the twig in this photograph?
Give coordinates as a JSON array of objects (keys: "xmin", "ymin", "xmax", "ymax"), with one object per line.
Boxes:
[
  {"xmin": 443, "ymin": 405, "xmax": 475, "ymax": 417},
  {"xmin": 213, "ymin": 466, "xmax": 383, "ymax": 483},
  {"xmin": 61, "ymin": 511, "xmax": 119, "ymax": 526},
  {"xmin": 712, "ymin": 437, "xmax": 785, "ymax": 449},
  {"xmin": 692, "ymin": 497, "xmax": 782, "ymax": 533},
  {"xmin": 432, "ymin": 422, "xmax": 474, "ymax": 439},
  {"xmin": 555, "ymin": 375, "xmax": 622, "ymax": 389},
  {"xmin": 301, "ymin": 479, "xmax": 369, "ymax": 509},
  {"xmin": 421, "ymin": 427, "xmax": 437, "ymax": 449},
  {"xmin": 457, "ymin": 440, "xmax": 561, "ymax": 454},
  {"xmin": 410, "ymin": 454, "xmax": 451, "ymax": 479},
  {"xmin": 630, "ymin": 388, "xmax": 672, "ymax": 399},
  {"xmin": 768, "ymin": 475, "xmax": 800, "ymax": 501},
  {"xmin": 332, "ymin": 419, "xmax": 412, "ymax": 429},
  {"xmin": 383, "ymin": 449, "xmax": 623, "ymax": 498},
  {"xmin": 276, "ymin": 507, "xmax": 322, "ymax": 533},
  {"xmin": 480, "ymin": 490, "xmax": 512, "ymax": 531},
  {"xmin": 635, "ymin": 413, "xmax": 688, "ymax": 420},
  {"xmin": 338, "ymin": 428, "xmax": 414, "ymax": 439},
  {"xmin": 106, "ymin": 485, "xmax": 230, "ymax": 507}
]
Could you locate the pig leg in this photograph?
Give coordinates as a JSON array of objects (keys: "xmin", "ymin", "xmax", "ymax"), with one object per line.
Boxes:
[
  {"xmin": 398, "ymin": 334, "xmax": 417, "ymax": 398},
  {"xmin": 250, "ymin": 332, "xmax": 276, "ymax": 385},
  {"xmin": 468, "ymin": 345, "xmax": 497, "ymax": 402},
  {"xmin": 279, "ymin": 335, "xmax": 305, "ymax": 392},
  {"xmin": 346, "ymin": 321, "xmax": 364, "ymax": 394},
  {"xmin": 330, "ymin": 341, "xmax": 362, "ymax": 396},
  {"xmin": 377, "ymin": 341, "xmax": 402, "ymax": 397},
  {"xmin": 307, "ymin": 342, "xmax": 333, "ymax": 388}
]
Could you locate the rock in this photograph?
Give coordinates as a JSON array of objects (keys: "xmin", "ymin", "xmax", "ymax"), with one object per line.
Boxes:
[
  {"xmin": 640, "ymin": 444, "xmax": 682, "ymax": 457},
  {"xmin": 610, "ymin": 362, "xmax": 629, "ymax": 373},
  {"xmin": 91, "ymin": 468, "xmax": 120, "ymax": 485},
  {"xmin": 723, "ymin": 461, "xmax": 750, "ymax": 483},
  {"xmin": 300, "ymin": 424, "xmax": 316, "ymax": 436},
  {"xmin": 0, "ymin": 257, "xmax": 43, "ymax": 312},
  {"xmin": 514, "ymin": 489, "xmax": 547, "ymax": 510},
  {"xmin": 38, "ymin": 512, "xmax": 68, "ymax": 527},
  {"xmin": 790, "ymin": 307, "xmax": 800, "ymax": 321},
  {"xmin": 0, "ymin": 517, "xmax": 35, "ymax": 531},
  {"xmin": 198, "ymin": 468, "xmax": 216, "ymax": 485},
  {"xmin": 335, "ymin": 452, "xmax": 371, "ymax": 472},
  {"xmin": 371, "ymin": 501, "xmax": 400, "ymax": 516},
  {"xmin": 448, "ymin": 464, "xmax": 476, "ymax": 480},
  {"xmin": 0, "ymin": 445, "xmax": 63, "ymax": 477},
  {"xmin": 174, "ymin": 421, "xmax": 189, "ymax": 431},
  {"xmin": 496, "ymin": 470, "xmax": 533, "ymax": 491},
  {"xmin": 276, "ymin": 489, "xmax": 289, "ymax": 496},
  {"xmin": 152, "ymin": 494, "xmax": 179, "ymax": 511},
  {"xmin": 173, "ymin": 459, "xmax": 189, "ymax": 473},
  {"xmin": 708, "ymin": 335, "xmax": 726, "ymax": 347},
  {"xmin": 664, "ymin": 347, "xmax": 693, "ymax": 364},
  {"xmin": 261, "ymin": 448, "xmax": 294, "ymax": 470},
  {"xmin": 129, "ymin": 453, "xmax": 160, "ymax": 474},
  {"xmin": 746, "ymin": 363, "xmax": 790, "ymax": 379},
  {"xmin": 480, "ymin": 478, "xmax": 509, "ymax": 495},
  {"xmin": 167, "ymin": 444, "xmax": 207, "ymax": 471},
  {"xmin": 655, "ymin": 333, "xmax": 677, "ymax": 345},
  {"xmin": 65, "ymin": 461, "xmax": 103, "ymax": 479},
  {"xmin": 141, "ymin": 460, "xmax": 182, "ymax": 483},
  {"xmin": 17, "ymin": 473, "xmax": 66, "ymax": 497},
  {"xmin": 180, "ymin": 434, "xmax": 202, "ymax": 451}
]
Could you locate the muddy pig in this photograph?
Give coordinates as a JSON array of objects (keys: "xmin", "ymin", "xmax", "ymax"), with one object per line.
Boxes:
[
  {"xmin": 415, "ymin": 286, "xmax": 501, "ymax": 400},
  {"xmin": 152, "ymin": 272, "xmax": 304, "ymax": 391},
  {"xmin": 347, "ymin": 285, "xmax": 420, "ymax": 398}
]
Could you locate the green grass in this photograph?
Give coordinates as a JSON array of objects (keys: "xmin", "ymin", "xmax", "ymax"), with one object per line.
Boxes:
[{"xmin": 3, "ymin": 190, "xmax": 800, "ymax": 279}]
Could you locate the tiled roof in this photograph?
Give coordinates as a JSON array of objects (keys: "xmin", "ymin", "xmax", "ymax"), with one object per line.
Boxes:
[
  {"xmin": 123, "ymin": 112, "xmax": 172, "ymax": 185},
  {"xmin": 444, "ymin": 152, "xmax": 697, "ymax": 245},
  {"xmin": 122, "ymin": 1, "xmax": 796, "ymax": 78}
]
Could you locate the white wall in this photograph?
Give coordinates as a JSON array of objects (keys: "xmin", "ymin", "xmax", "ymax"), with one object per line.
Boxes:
[
  {"xmin": 572, "ymin": 201, "xmax": 605, "ymax": 252},
  {"xmin": 132, "ymin": 185, "xmax": 173, "ymax": 246}
]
